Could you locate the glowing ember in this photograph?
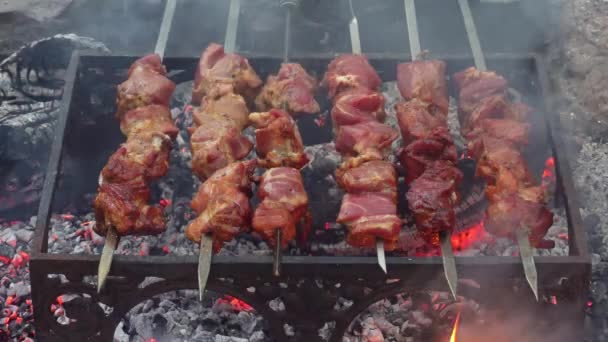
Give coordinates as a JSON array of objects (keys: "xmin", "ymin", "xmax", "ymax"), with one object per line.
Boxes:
[
  {"xmin": 541, "ymin": 156, "xmax": 556, "ymax": 188},
  {"xmin": 451, "ymin": 221, "xmax": 487, "ymax": 251},
  {"xmin": 159, "ymin": 198, "xmax": 171, "ymax": 208},
  {"xmin": 550, "ymin": 296, "xmax": 558, "ymax": 305},
  {"xmin": 217, "ymin": 295, "xmax": 253, "ymax": 312},
  {"xmin": 61, "ymin": 214, "xmax": 75, "ymax": 220},
  {"xmin": 450, "ymin": 312, "xmax": 460, "ymax": 342}
]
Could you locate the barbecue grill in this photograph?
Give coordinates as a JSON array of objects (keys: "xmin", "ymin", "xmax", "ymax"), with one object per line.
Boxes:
[{"xmin": 29, "ymin": 1, "xmax": 590, "ymax": 341}]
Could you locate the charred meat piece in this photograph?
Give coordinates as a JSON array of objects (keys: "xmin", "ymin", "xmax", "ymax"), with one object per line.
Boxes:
[
  {"xmin": 475, "ymin": 137, "xmax": 532, "ymax": 186},
  {"xmin": 255, "ymin": 63, "xmax": 320, "ymax": 115},
  {"xmin": 335, "ymin": 121, "xmax": 398, "ymax": 157},
  {"xmin": 331, "ymin": 89, "xmax": 385, "ymax": 129},
  {"xmin": 323, "ymin": 54, "xmax": 382, "ymax": 99},
  {"xmin": 186, "ymin": 160, "xmax": 256, "ymax": 252},
  {"xmin": 94, "ymin": 178, "xmax": 166, "ymax": 236},
  {"xmin": 252, "ymin": 167, "xmax": 309, "ymax": 249},
  {"xmin": 116, "ymin": 54, "xmax": 175, "ymax": 118},
  {"xmin": 406, "ymin": 161, "xmax": 463, "ymax": 245},
  {"xmin": 95, "ymin": 55, "xmax": 177, "ymax": 238},
  {"xmin": 484, "ymin": 191, "xmax": 554, "ymax": 248},
  {"xmin": 192, "ymin": 43, "xmax": 262, "ymax": 104},
  {"xmin": 395, "ymin": 99, "xmax": 446, "ymax": 145},
  {"xmin": 101, "ymin": 133, "xmax": 172, "ymax": 184},
  {"xmin": 453, "ymin": 67, "xmax": 508, "ymax": 117},
  {"xmin": 399, "ymin": 127, "xmax": 457, "ymax": 184},
  {"xmin": 249, "ymin": 109, "xmax": 308, "ymax": 169},
  {"xmin": 189, "ymin": 116, "xmax": 253, "ymax": 180},
  {"xmin": 397, "ymin": 60, "xmax": 449, "ymax": 115},
  {"xmin": 336, "ymin": 160, "xmax": 397, "ymax": 202},
  {"xmin": 337, "ymin": 193, "xmax": 401, "ymax": 250},
  {"xmin": 465, "ymin": 118, "xmax": 529, "ymax": 159},
  {"xmin": 460, "ymin": 95, "xmax": 531, "ymax": 134}
]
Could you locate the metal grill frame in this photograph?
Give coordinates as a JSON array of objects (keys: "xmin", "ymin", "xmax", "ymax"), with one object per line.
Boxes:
[{"xmin": 29, "ymin": 51, "xmax": 591, "ymax": 342}]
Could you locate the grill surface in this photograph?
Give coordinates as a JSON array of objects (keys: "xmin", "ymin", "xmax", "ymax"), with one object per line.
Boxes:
[{"xmin": 29, "ymin": 52, "xmax": 590, "ymax": 341}]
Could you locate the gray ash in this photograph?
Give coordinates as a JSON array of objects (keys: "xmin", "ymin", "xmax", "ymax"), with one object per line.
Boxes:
[{"xmin": 115, "ymin": 290, "xmax": 269, "ymax": 342}]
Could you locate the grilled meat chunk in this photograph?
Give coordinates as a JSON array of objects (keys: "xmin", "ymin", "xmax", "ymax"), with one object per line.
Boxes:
[
  {"xmin": 192, "ymin": 43, "xmax": 262, "ymax": 104},
  {"xmin": 252, "ymin": 167, "xmax": 309, "ymax": 249},
  {"xmin": 186, "ymin": 160, "xmax": 256, "ymax": 252},
  {"xmin": 395, "ymin": 99, "xmax": 446, "ymax": 145},
  {"xmin": 255, "ymin": 63, "xmax": 320, "ymax": 115},
  {"xmin": 331, "ymin": 89, "xmax": 386, "ymax": 128},
  {"xmin": 337, "ymin": 193, "xmax": 401, "ymax": 250},
  {"xmin": 336, "ymin": 160, "xmax": 397, "ymax": 202},
  {"xmin": 406, "ymin": 161, "xmax": 463, "ymax": 245},
  {"xmin": 116, "ymin": 54, "xmax": 175, "ymax": 118},
  {"xmin": 399, "ymin": 127, "xmax": 457, "ymax": 184},
  {"xmin": 249, "ymin": 109, "xmax": 308, "ymax": 169},
  {"xmin": 335, "ymin": 121, "xmax": 398, "ymax": 157},
  {"xmin": 323, "ymin": 54, "xmax": 382, "ymax": 99},
  {"xmin": 397, "ymin": 60, "xmax": 449, "ymax": 115}
]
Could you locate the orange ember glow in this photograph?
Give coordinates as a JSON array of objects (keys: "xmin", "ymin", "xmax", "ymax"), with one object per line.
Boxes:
[
  {"xmin": 450, "ymin": 313, "xmax": 461, "ymax": 342},
  {"xmin": 451, "ymin": 221, "xmax": 487, "ymax": 251},
  {"xmin": 217, "ymin": 295, "xmax": 253, "ymax": 312},
  {"xmin": 542, "ymin": 157, "xmax": 556, "ymax": 184}
]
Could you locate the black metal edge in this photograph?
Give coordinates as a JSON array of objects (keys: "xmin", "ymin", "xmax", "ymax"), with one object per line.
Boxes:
[
  {"xmin": 30, "ymin": 254, "xmax": 590, "ymax": 290},
  {"xmin": 76, "ymin": 51, "xmax": 542, "ymax": 70},
  {"xmin": 31, "ymin": 51, "xmax": 80, "ymax": 258},
  {"xmin": 533, "ymin": 54, "xmax": 590, "ymax": 259}
]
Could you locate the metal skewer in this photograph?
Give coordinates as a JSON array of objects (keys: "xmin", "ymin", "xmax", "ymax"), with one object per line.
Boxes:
[
  {"xmin": 347, "ymin": 0, "xmax": 387, "ymax": 274},
  {"xmin": 270, "ymin": 0, "xmax": 298, "ymax": 278},
  {"xmin": 97, "ymin": 0, "xmax": 177, "ymax": 294},
  {"xmin": 197, "ymin": 0, "xmax": 244, "ymax": 300},
  {"xmin": 457, "ymin": 0, "xmax": 537, "ymax": 300},
  {"xmin": 403, "ymin": 0, "xmax": 458, "ymax": 299}
]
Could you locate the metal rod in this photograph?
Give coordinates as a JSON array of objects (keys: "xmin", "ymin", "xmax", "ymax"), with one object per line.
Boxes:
[
  {"xmin": 197, "ymin": 0, "xmax": 243, "ymax": 300},
  {"xmin": 154, "ymin": 0, "xmax": 177, "ymax": 58},
  {"xmin": 97, "ymin": 0, "xmax": 177, "ymax": 294},
  {"xmin": 403, "ymin": 0, "xmax": 459, "ymax": 297},
  {"xmin": 283, "ymin": 6, "xmax": 292, "ymax": 63},
  {"xmin": 347, "ymin": 0, "xmax": 385, "ymax": 273},
  {"xmin": 403, "ymin": 0, "xmax": 421, "ymax": 59},
  {"xmin": 273, "ymin": 229, "xmax": 283, "ymax": 277},
  {"xmin": 198, "ymin": 234, "xmax": 214, "ymax": 301},
  {"xmin": 224, "ymin": 0, "xmax": 241, "ymax": 53},
  {"xmin": 97, "ymin": 227, "xmax": 118, "ymax": 292},
  {"xmin": 458, "ymin": 0, "xmax": 537, "ymax": 299},
  {"xmin": 440, "ymin": 232, "xmax": 458, "ymax": 300},
  {"xmin": 457, "ymin": 0, "xmax": 487, "ymax": 71},
  {"xmin": 517, "ymin": 229, "xmax": 539, "ymax": 301},
  {"xmin": 348, "ymin": 0, "xmax": 361, "ymax": 55},
  {"xmin": 271, "ymin": 1, "xmax": 298, "ymax": 277}
]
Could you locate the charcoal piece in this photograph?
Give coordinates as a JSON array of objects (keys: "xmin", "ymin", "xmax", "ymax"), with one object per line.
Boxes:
[{"xmin": 0, "ymin": 243, "xmax": 15, "ymax": 261}]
